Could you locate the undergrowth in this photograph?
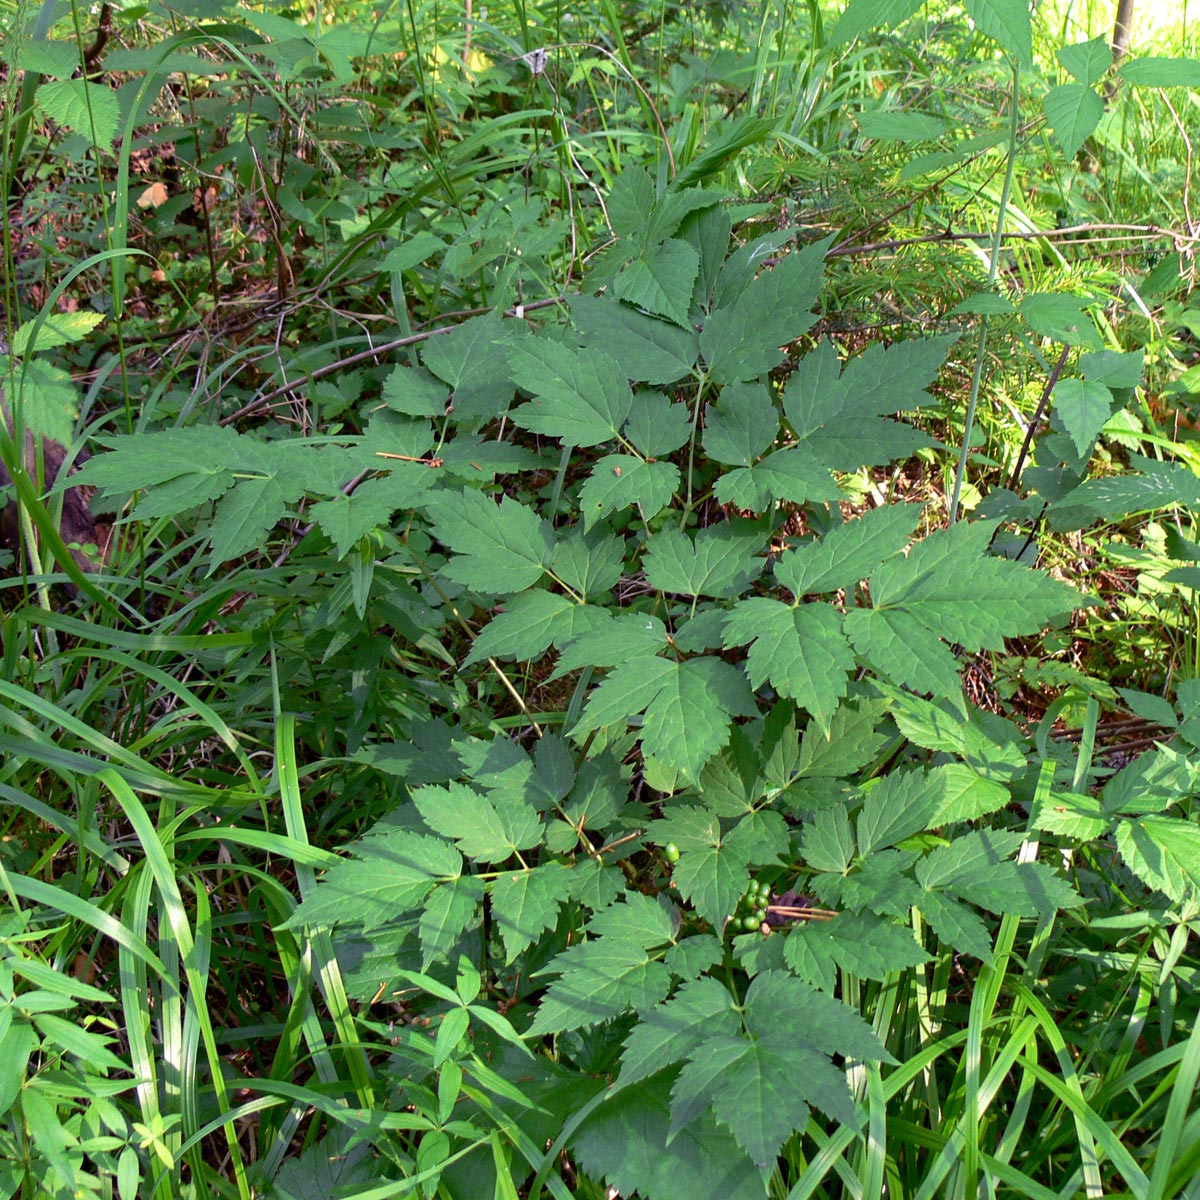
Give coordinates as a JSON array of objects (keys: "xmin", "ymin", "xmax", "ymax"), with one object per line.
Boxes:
[{"xmin": 2, "ymin": 0, "xmax": 1200, "ymax": 1198}]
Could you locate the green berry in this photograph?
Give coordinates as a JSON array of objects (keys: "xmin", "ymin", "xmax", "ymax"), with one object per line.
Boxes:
[
  {"xmin": 664, "ymin": 843, "xmax": 681, "ymax": 864},
  {"xmin": 741, "ymin": 915, "xmax": 760, "ymax": 931}
]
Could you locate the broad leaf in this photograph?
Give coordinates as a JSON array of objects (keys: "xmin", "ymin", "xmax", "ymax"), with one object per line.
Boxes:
[
  {"xmin": 1043, "ymin": 83, "xmax": 1104, "ymax": 161},
  {"xmin": 464, "ymin": 591, "xmax": 610, "ymax": 665},
  {"xmin": 413, "ymin": 782, "xmax": 542, "ymax": 863},
  {"xmin": 617, "ymin": 978, "xmax": 740, "ymax": 1089},
  {"xmin": 428, "ymin": 490, "xmax": 554, "ymax": 593},
  {"xmin": 509, "ymin": 340, "xmax": 633, "ymax": 446},
  {"xmin": 284, "ymin": 830, "xmax": 462, "ymax": 933},
  {"xmin": 491, "ymin": 863, "xmax": 575, "ymax": 963},
  {"xmin": 579, "ymin": 456, "xmax": 680, "ymax": 530},
  {"xmin": 571, "ymin": 295, "xmax": 699, "ymax": 384},
  {"xmin": 723, "ymin": 600, "xmax": 853, "ymax": 734},
  {"xmin": 644, "ymin": 524, "xmax": 763, "ymax": 598}
]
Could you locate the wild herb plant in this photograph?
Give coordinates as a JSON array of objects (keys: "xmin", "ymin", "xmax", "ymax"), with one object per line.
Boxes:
[{"xmin": 3, "ymin": 0, "xmax": 1200, "ymax": 1196}]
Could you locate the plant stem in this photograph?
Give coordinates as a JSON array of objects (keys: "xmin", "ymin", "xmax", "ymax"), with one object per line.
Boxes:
[{"xmin": 949, "ymin": 60, "xmax": 1020, "ymax": 525}]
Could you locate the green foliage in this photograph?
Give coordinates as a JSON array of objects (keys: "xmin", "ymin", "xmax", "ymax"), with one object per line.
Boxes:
[{"xmin": 4, "ymin": 0, "xmax": 1200, "ymax": 1197}]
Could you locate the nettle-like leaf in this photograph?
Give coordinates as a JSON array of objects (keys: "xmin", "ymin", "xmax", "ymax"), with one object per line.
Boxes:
[
  {"xmin": 464, "ymin": 591, "xmax": 610, "ymax": 666},
  {"xmin": 1043, "ymin": 83, "xmax": 1104, "ymax": 161},
  {"xmin": 580, "ymin": 456, "xmax": 680, "ymax": 530},
  {"xmin": 427, "ymin": 489, "xmax": 554, "ymax": 593},
  {"xmin": 643, "ymin": 523, "xmax": 764, "ymax": 599},
  {"xmin": 782, "ymin": 336, "xmax": 956, "ymax": 471},
  {"xmin": 574, "ymin": 656, "xmax": 756, "ymax": 781},
  {"xmin": 699, "ymin": 237, "xmax": 831, "ymax": 383},
  {"xmin": 674, "ymin": 971, "xmax": 886, "ymax": 1164},
  {"xmin": 419, "ymin": 310, "xmax": 522, "ymax": 429},
  {"xmin": 723, "ymin": 601, "xmax": 853, "ymax": 735},
  {"xmin": 412, "ymin": 781, "xmax": 542, "ymax": 863},
  {"xmin": 508, "ymin": 339, "xmax": 633, "ymax": 446},
  {"xmin": 282, "ymin": 829, "xmax": 462, "ymax": 934},
  {"xmin": 570, "ymin": 295, "xmax": 699, "ymax": 385},
  {"xmin": 650, "ymin": 807, "xmax": 788, "ymax": 930},
  {"xmin": 491, "ymin": 862, "xmax": 575, "ymax": 964},
  {"xmin": 1115, "ymin": 816, "xmax": 1200, "ymax": 904},
  {"xmin": 528, "ymin": 894, "xmax": 675, "ymax": 1035},
  {"xmin": 844, "ymin": 520, "xmax": 1079, "ymax": 698}
]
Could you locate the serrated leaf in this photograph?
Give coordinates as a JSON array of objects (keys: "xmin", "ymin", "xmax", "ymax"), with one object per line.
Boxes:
[
  {"xmin": 428, "ymin": 490, "xmax": 553, "ymax": 593},
  {"xmin": 846, "ymin": 520, "xmax": 1078, "ymax": 693},
  {"xmin": 743, "ymin": 971, "xmax": 891, "ymax": 1060},
  {"xmin": 8, "ymin": 360, "xmax": 77, "ymax": 444},
  {"xmin": 420, "ymin": 876, "xmax": 487, "ymax": 966},
  {"xmin": 1043, "ymin": 83, "xmax": 1104, "ymax": 161},
  {"xmin": 830, "ymin": 0, "xmax": 922, "ymax": 46},
  {"xmin": 1116, "ymin": 816, "xmax": 1200, "ymax": 904},
  {"xmin": 615, "ymin": 239, "xmax": 701, "ymax": 328},
  {"xmin": 624, "ymin": 391, "xmax": 692, "ymax": 456},
  {"xmin": 552, "ymin": 528, "xmax": 625, "ymax": 597},
  {"xmin": 310, "ymin": 467, "xmax": 434, "ymax": 557},
  {"xmin": 798, "ymin": 912, "xmax": 932, "ymax": 979},
  {"xmin": 509, "ymin": 340, "xmax": 633, "ymax": 447},
  {"xmin": 579, "ymin": 455, "xmax": 680, "ymax": 530},
  {"xmin": 643, "ymin": 523, "xmax": 763, "ymax": 598},
  {"xmin": 381, "ymin": 364, "xmax": 447, "ymax": 416},
  {"xmin": 1019, "ymin": 292, "xmax": 1101, "ymax": 349},
  {"xmin": 1058, "ymin": 35, "xmax": 1111, "ymax": 86},
  {"xmin": 932, "ymin": 762, "xmax": 1011, "ymax": 822},
  {"xmin": 783, "ymin": 337, "xmax": 953, "ymax": 470},
  {"xmin": 574, "ymin": 656, "xmax": 752, "ymax": 780},
  {"xmin": 796, "ymin": 699, "xmax": 890, "ymax": 780},
  {"xmin": 844, "ymin": 606, "xmax": 964, "ymax": 697},
  {"xmin": 571, "ymin": 295, "xmax": 699, "ymax": 384},
  {"xmin": 552, "ymin": 613, "xmax": 669, "ymax": 678},
  {"xmin": 672, "ymin": 1033, "xmax": 850, "ymax": 1165},
  {"xmin": 209, "ymin": 475, "xmax": 288, "ymax": 570},
  {"xmin": 1120, "ymin": 57, "xmax": 1200, "ymax": 88},
  {"xmin": 700, "ymin": 238, "xmax": 830, "ymax": 383},
  {"xmin": 285, "ymin": 829, "xmax": 461, "ymax": 933},
  {"xmin": 920, "ymin": 890, "xmax": 994, "ymax": 961},
  {"xmin": 464, "ymin": 591, "xmax": 610, "ymax": 665},
  {"xmin": 1053, "ymin": 377, "xmax": 1112, "ymax": 458},
  {"xmin": 714, "ymin": 450, "xmax": 841, "ymax": 510},
  {"xmin": 11, "ymin": 311, "xmax": 105, "ymax": 357},
  {"xmin": 918, "ymin": 829, "xmax": 1080, "ymax": 914},
  {"xmin": 528, "ymin": 940, "xmax": 672, "ymax": 1035},
  {"xmin": 964, "ymin": 0, "xmax": 1031, "ymax": 65},
  {"xmin": 670, "ymin": 837, "xmax": 752, "ymax": 931},
  {"xmin": 802, "ymin": 805, "xmax": 855, "ymax": 873},
  {"xmin": 702, "ymin": 382, "xmax": 778, "ymax": 466},
  {"xmin": 381, "ymin": 231, "xmax": 445, "ymax": 273},
  {"xmin": 415, "ymin": 782, "xmax": 542, "ymax": 863},
  {"xmin": 617, "ymin": 978, "xmax": 739, "ymax": 1089},
  {"xmin": 723, "ymin": 600, "xmax": 853, "ymax": 734},
  {"xmin": 777, "ymin": 505, "xmax": 921, "ymax": 597},
  {"xmin": 1050, "ymin": 462, "xmax": 1200, "ymax": 530},
  {"xmin": 1031, "ymin": 790, "xmax": 1110, "ymax": 840},
  {"xmin": 491, "ymin": 863, "xmax": 574, "ymax": 963},
  {"xmin": 856, "ymin": 769, "xmax": 944, "ymax": 856},
  {"xmin": 421, "ymin": 311, "xmax": 519, "ymax": 430},
  {"xmin": 572, "ymin": 1074, "xmax": 762, "ymax": 1200},
  {"xmin": 815, "ymin": 849, "xmax": 922, "ymax": 916},
  {"xmin": 36, "ymin": 79, "xmax": 120, "ymax": 149},
  {"xmin": 857, "ymin": 111, "xmax": 948, "ymax": 141},
  {"xmin": 608, "ymin": 167, "xmax": 656, "ymax": 241},
  {"xmin": 1080, "ymin": 349, "xmax": 1143, "ymax": 390}
]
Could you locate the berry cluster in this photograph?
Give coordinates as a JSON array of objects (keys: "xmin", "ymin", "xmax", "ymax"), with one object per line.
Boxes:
[{"xmin": 733, "ymin": 878, "xmax": 772, "ymax": 933}]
